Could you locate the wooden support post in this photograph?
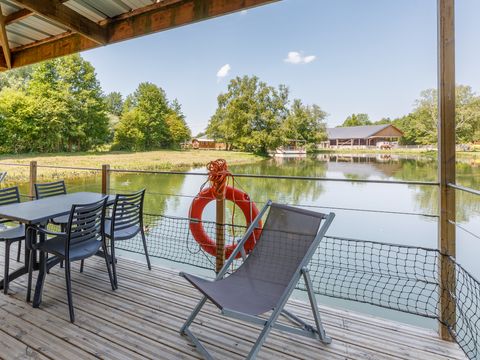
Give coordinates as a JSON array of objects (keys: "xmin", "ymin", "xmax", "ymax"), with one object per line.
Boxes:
[
  {"xmin": 215, "ymin": 198, "xmax": 226, "ymax": 274},
  {"xmin": 102, "ymin": 164, "xmax": 110, "ymax": 195},
  {"xmin": 28, "ymin": 161, "xmax": 37, "ymax": 200},
  {"xmin": 437, "ymin": 0, "xmax": 456, "ymax": 341}
]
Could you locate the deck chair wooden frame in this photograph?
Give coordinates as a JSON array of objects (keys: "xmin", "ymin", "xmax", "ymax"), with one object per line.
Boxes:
[{"xmin": 180, "ymin": 201, "xmax": 335, "ymax": 360}]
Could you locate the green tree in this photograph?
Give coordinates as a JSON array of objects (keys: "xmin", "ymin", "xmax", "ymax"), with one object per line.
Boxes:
[
  {"xmin": 341, "ymin": 113, "xmax": 372, "ymax": 127},
  {"xmin": 282, "ymin": 99, "xmax": 327, "ymax": 144},
  {"xmin": 373, "ymin": 117, "xmax": 392, "ymax": 125},
  {"xmin": 0, "ymin": 66, "xmax": 33, "ymax": 91},
  {"xmin": 0, "ymin": 88, "xmax": 41, "ymax": 153},
  {"xmin": 207, "ymin": 75, "xmax": 289, "ymax": 154},
  {"xmin": 105, "ymin": 91, "xmax": 123, "ymax": 116},
  {"xmin": 114, "ymin": 83, "xmax": 190, "ymax": 150},
  {"xmin": 395, "ymin": 85, "xmax": 480, "ymax": 145},
  {"xmin": 166, "ymin": 99, "xmax": 191, "ymax": 145},
  {"xmin": 27, "ymin": 54, "xmax": 109, "ymax": 152}
]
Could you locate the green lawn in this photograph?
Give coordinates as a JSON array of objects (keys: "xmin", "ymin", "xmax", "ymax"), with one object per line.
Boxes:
[{"xmin": 0, "ymin": 150, "xmax": 264, "ymax": 183}]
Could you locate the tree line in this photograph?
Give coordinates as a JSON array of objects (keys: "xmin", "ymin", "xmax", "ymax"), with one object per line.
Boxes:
[
  {"xmin": 0, "ymin": 54, "xmax": 190, "ymax": 154},
  {"xmin": 206, "ymin": 76, "xmax": 480, "ymax": 153},
  {"xmin": 206, "ymin": 75, "xmax": 327, "ymax": 154},
  {"xmin": 1, "ymin": 55, "xmax": 478, "ymax": 156},
  {"xmin": 338, "ymin": 85, "xmax": 480, "ymax": 145}
]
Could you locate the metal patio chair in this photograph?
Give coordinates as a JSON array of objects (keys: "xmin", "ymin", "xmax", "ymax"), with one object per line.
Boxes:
[
  {"xmin": 0, "ymin": 186, "xmax": 26, "ymax": 294},
  {"xmin": 28, "ymin": 197, "xmax": 115, "ymax": 322},
  {"xmin": 34, "ymin": 180, "xmax": 69, "ymax": 229},
  {"xmin": 35, "ymin": 180, "xmax": 69, "ymax": 269},
  {"xmin": 180, "ymin": 201, "xmax": 335, "ymax": 360},
  {"xmin": 104, "ymin": 189, "xmax": 151, "ymax": 288}
]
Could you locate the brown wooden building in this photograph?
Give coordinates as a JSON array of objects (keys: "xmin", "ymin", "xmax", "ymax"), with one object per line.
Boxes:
[
  {"xmin": 327, "ymin": 124, "xmax": 403, "ymax": 147},
  {"xmin": 191, "ymin": 137, "xmax": 226, "ymax": 150}
]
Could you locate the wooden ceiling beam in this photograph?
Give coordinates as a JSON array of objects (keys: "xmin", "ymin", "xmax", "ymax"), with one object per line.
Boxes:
[
  {"xmin": 11, "ymin": 0, "xmax": 107, "ymax": 44},
  {"xmin": 8, "ymin": 0, "xmax": 279, "ymax": 70},
  {"xmin": 11, "ymin": 33, "xmax": 97, "ymax": 68},
  {"xmin": 4, "ymin": 8, "xmax": 32, "ymax": 24},
  {"xmin": 0, "ymin": 7, "xmax": 12, "ymax": 68},
  {"xmin": 107, "ymin": 0, "xmax": 279, "ymax": 43}
]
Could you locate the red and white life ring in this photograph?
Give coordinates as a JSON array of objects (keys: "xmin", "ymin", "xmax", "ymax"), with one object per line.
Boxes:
[{"xmin": 189, "ymin": 186, "xmax": 262, "ymax": 259}]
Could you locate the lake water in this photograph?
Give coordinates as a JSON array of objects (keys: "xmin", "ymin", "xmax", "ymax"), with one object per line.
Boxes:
[{"xmin": 10, "ymin": 153, "xmax": 480, "ymax": 330}]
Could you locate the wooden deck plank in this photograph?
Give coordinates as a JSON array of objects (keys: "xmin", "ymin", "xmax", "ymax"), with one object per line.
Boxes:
[
  {"xmin": 78, "ymin": 261, "xmax": 461, "ymax": 360},
  {"xmin": 81, "ymin": 258, "xmax": 465, "ymax": 359},
  {"xmin": 0, "ymin": 247, "xmax": 467, "ymax": 360},
  {"xmin": 0, "ymin": 327, "xmax": 49, "ymax": 360}
]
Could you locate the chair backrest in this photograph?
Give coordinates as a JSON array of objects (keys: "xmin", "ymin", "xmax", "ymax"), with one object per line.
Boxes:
[
  {"xmin": 0, "ymin": 186, "xmax": 20, "ymax": 207},
  {"xmin": 111, "ymin": 189, "xmax": 145, "ymax": 233},
  {"xmin": 34, "ymin": 180, "xmax": 67, "ymax": 199},
  {"xmin": 233, "ymin": 203, "xmax": 334, "ymax": 289},
  {"xmin": 0, "ymin": 187, "xmax": 20, "ymax": 224},
  {"xmin": 66, "ymin": 197, "xmax": 107, "ymax": 256}
]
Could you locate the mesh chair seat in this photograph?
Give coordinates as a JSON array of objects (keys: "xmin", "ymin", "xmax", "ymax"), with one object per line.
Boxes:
[
  {"xmin": 104, "ymin": 219, "xmax": 140, "ymax": 240},
  {"xmin": 0, "ymin": 224, "xmax": 25, "ymax": 241},
  {"xmin": 183, "ymin": 273, "xmax": 286, "ymax": 316},
  {"xmin": 36, "ymin": 236, "xmax": 103, "ymax": 262}
]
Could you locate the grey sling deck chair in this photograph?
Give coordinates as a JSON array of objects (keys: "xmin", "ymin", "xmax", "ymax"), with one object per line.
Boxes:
[{"xmin": 180, "ymin": 201, "xmax": 335, "ymax": 360}]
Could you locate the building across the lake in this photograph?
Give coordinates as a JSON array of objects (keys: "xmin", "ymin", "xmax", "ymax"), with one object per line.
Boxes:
[
  {"xmin": 326, "ymin": 124, "xmax": 403, "ymax": 148},
  {"xmin": 190, "ymin": 137, "xmax": 226, "ymax": 150}
]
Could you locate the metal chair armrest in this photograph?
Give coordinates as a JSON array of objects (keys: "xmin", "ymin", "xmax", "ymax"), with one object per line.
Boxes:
[{"xmin": 35, "ymin": 226, "xmax": 67, "ymax": 238}]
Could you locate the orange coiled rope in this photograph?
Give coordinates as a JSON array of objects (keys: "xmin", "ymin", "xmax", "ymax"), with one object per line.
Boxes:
[
  {"xmin": 206, "ymin": 159, "xmax": 233, "ymax": 199},
  {"xmin": 205, "ymin": 159, "xmax": 236, "ymax": 244}
]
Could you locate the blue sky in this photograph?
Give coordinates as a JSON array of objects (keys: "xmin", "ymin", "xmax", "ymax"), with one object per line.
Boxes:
[{"xmin": 82, "ymin": 0, "xmax": 480, "ymax": 134}]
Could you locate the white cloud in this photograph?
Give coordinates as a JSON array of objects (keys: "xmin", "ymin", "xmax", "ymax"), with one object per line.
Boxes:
[
  {"xmin": 303, "ymin": 55, "xmax": 316, "ymax": 63},
  {"xmin": 284, "ymin": 51, "xmax": 316, "ymax": 64},
  {"xmin": 216, "ymin": 64, "xmax": 231, "ymax": 80},
  {"xmin": 240, "ymin": 10, "xmax": 248, "ymax": 15}
]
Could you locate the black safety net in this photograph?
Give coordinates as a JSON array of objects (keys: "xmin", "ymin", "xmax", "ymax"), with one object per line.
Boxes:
[{"xmin": 114, "ymin": 212, "xmax": 478, "ymax": 360}]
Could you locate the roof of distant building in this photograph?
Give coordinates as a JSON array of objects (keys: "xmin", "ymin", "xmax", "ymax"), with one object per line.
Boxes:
[{"xmin": 327, "ymin": 124, "xmax": 402, "ymax": 140}]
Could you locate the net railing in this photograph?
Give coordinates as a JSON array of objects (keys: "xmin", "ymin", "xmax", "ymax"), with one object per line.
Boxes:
[
  {"xmin": 309, "ymin": 236, "xmax": 439, "ymax": 318},
  {"xmin": 112, "ymin": 212, "xmax": 480, "ymax": 360},
  {"xmin": 442, "ymin": 258, "xmax": 480, "ymax": 359}
]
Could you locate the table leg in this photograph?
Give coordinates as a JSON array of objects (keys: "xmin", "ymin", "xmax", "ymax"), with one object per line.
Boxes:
[{"xmin": 32, "ymin": 227, "xmax": 47, "ymax": 308}]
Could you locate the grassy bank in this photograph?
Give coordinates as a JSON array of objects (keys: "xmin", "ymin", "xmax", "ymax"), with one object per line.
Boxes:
[{"xmin": 0, "ymin": 150, "xmax": 264, "ymax": 183}]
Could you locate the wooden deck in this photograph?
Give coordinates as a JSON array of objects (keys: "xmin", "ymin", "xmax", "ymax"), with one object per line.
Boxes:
[{"xmin": 0, "ymin": 248, "xmax": 466, "ymax": 360}]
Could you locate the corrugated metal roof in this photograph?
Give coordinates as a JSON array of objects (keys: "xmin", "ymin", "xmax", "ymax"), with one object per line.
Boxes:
[
  {"xmin": 21, "ymin": 15, "xmax": 69, "ymax": 36},
  {"xmin": 122, "ymin": 0, "xmax": 156, "ymax": 9},
  {"xmin": 0, "ymin": 0, "xmax": 157, "ymax": 50},
  {"xmin": 327, "ymin": 125, "xmax": 393, "ymax": 140},
  {"xmin": 64, "ymin": 1, "xmax": 107, "ymax": 22},
  {"xmin": 0, "ymin": 0, "xmax": 22, "ymax": 16},
  {"xmin": 64, "ymin": 0, "xmax": 155, "ymax": 22}
]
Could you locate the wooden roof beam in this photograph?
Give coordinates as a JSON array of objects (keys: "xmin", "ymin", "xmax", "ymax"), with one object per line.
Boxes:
[
  {"xmin": 106, "ymin": 0, "xmax": 279, "ymax": 44},
  {"xmin": 4, "ymin": 8, "xmax": 32, "ymax": 24},
  {"xmin": 10, "ymin": 0, "xmax": 279, "ymax": 69},
  {"xmin": 0, "ymin": 7, "xmax": 12, "ymax": 68},
  {"xmin": 11, "ymin": 0, "xmax": 107, "ymax": 44}
]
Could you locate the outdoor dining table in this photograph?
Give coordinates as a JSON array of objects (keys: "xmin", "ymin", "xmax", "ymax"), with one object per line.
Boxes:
[{"xmin": 0, "ymin": 192, "xmax": 114, "ymax": 307}]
